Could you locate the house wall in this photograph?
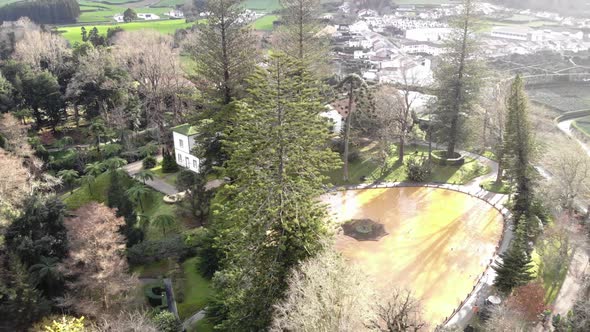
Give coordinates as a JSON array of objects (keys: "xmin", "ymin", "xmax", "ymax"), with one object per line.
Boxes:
[
  {"xmin": 175, "ymin": 150, "xmax": 200, "ymax": 173},
  {"xmin": 173, "ymin": 132, "xmax": 200, "ymax": 173}
]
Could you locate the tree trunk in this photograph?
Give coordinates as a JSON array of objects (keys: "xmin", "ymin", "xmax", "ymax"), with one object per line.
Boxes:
[
  {"xmin": 495, "ymin": 159, "xmax": 503, "ymax": 184},
  {"xmin": 74, "ymin": 104, "xmax": 80, "ymax": 127},
  {"xmin": 343, "ymin": 83, "xmax": 354, "ymax": 182},
  {"xmin": 428, "ymin": 127, "xmax": 433, "ymax": 165},
  {"xmin": 586, "ymin": 204, "xmax": 589, "ymax": 220},
  {"xmin": 33, "ymin": 107, "xmax": 42, "ymax": 130},
  {"xmin": 399, "ymin": 136, "xmax": 405, "ymax": 163}
]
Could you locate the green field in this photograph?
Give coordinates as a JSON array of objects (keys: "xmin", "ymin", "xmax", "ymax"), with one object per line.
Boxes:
[
  {"xmin": 58, "ymin": 19, "xmax": 194, "ymax": 43},
  {"xmin": 573, "ymin": 116, "xmax": 590, "ymax": 137},
  {"xmin": 252, "ymin": 14, "xmax": 278, "ymax": 31},
  {"xmin": 78, "ymin": 0, "xmax": 175, "ymax": 23}
]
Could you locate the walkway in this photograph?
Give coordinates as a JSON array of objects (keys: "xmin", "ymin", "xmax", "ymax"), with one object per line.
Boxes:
[
  {"xmin": 123, "ymin": 156, "xmax": 179, "ymax": 196},
  {"xmin": 557, "ymin": 119, "xmax": 590, "ymax": 157},
  {"xmin": 553, "ymin": 248, "xmax": 590, "ymax": 316}
]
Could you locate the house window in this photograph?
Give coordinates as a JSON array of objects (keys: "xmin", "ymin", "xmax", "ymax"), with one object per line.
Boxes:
[
  {"xmin": 178, "ymin": 139, "xmax": 184, "ymax": 148},
  {"xmin": 177, "ymin": 153, "xmax": 182, "ymax": 162},
  {"xmin": 193, "ymin": 159, "xmax": 197, "ymax": 169}
]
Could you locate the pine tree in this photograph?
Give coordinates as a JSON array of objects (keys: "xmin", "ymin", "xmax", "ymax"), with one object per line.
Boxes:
[
  {"xmin": 493, "ymin": 217, "xmax": 534, "ymax": 293},
  {"xmin": 433, "ymin": 0, "xmax": 483, "ymax": 157},
  {"xmin": 502, "ymin": 75, "xmax": 535, "ymax": 221},
  {"xmin": 209, "ymin": 54, "xmax": 341, "ymax": 330},
  {"xmin": 162, "ymin": 148, "xmax": 179, "ymax": 173}
]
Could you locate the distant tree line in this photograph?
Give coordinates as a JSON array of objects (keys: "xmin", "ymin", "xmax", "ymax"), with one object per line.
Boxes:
[{"xmin": 0, "ymin": 0, "xmax": 80, "ymax": 25}]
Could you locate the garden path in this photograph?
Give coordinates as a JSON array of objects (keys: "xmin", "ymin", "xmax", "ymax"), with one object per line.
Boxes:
[{"xmin": 123, "ymin": 156, "xmax": 179, "ymax": 196}]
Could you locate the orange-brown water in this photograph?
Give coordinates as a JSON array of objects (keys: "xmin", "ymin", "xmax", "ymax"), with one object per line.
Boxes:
[{"xmin": 325, "ymin": 187, "xmax": 503, "ymax": 326}]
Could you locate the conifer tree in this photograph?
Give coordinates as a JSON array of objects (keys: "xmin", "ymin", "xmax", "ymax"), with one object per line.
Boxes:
[
  {"xmin": 209, "ymin": 54, "xmax": 341, "ymax": 330},
  {"xmin": 433, "ymin": 0, "xmax": 483, "ymax": 157},
  {"xmin": 493, "ymin": 217, "xmax": 534, "ymax": 293},
  {"xmin": 503, "ymin": 75, "xmax": 535, "ymax": 221},
  {"xmin": 277, "ymin": 0, "xmax": 329, "ymax": 75}
]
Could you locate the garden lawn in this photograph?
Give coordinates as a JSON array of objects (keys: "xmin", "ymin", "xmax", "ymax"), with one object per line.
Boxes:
[
  {"xmin": 327, "ymin": 143, "xmax": 491, "ymax": 186},
  {"xmin": 176, "ymin": 257, "xmax": 213, "ymax": 320},
  {"xmin": 63, "ymin": 171, "xmax": 179, "ymax": 241},
  {"xmin": 189, "ymin": 318, "xmax": 214, "ymax": 332},
  {"xmin": 132, "ymin": 259, "xmax": 171, "ymax": 278},
  {"xmin": 151, "ymin": 164, "xmax": 179, "ymax": 187},
  {"xmin": 532, "ymin": 240, "xmax": 572, "ymax": 304},
  {"xmin": 481, "ymin": 180, "xmax": 512, "ymax": 194},
  {"xmin": 77, "ymin": 1, "xmax": 175, "ymax": 23},
  {"xmin": 57, "ymin": 19, "xmax": 194, "ymax": 43}
]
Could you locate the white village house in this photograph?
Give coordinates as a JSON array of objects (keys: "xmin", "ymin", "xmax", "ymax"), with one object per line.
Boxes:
[{"xmin": 171, "ymin": 124, "xmax": 200, "ymax": 173}]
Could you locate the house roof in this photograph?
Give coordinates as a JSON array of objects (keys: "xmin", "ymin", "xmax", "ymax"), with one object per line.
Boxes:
[{"xmin": 171, "ymin": 124, "xmax": 199, "ymax": 136}]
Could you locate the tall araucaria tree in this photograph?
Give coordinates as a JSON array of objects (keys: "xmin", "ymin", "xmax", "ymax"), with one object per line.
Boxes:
[
  {"xmin": 433, "ymin": 0, "xmax": 483, "ymax": 157},
  {"xmin": 209, "ymin": 54, "xmax": 341, "ymax": 330},
  {"xmin": 184, "ymin": 0, "xmax": 258, "ymax": 171},
  {"xmin": 503, "ymin": 75, "xmax": 535, "ymax": 222},
  {"xmin": 188, "ymin": 0, "xmax": 257, "ymax": 105},
  {"xmin": 277, "ymin": 0, "xmax": 330, "ymax": 75}
]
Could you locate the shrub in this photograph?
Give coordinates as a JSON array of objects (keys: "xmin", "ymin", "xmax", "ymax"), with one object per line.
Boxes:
[
  {"xmin": 120, "ymin": 150, "xmax": 141, "ymax": 163},
  {"xmin": 152, "ymin": 311, "xmax": 182, "ymax": 332},
  {"xmin": 348, "ymin": 150, "xmax": 361, "ymax": 163},
  {"xmin": 127, "ymin": 235, "xmax": 195, "ymax": 265},
  {"xmin": 405, "ymin": 157, "xmax": 431, "ymax": 182},
  {"xmin": 161, "ymin": 148, "xmax": 179, "ymax": 173},
  {"xmin": 143, "ymin": 155, "xmax": 157, "ymax": 169}
]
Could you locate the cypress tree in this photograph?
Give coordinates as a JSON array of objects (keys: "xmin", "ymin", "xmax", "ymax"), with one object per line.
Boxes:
[
  {"xmin": 107, "ymin": 172, "xmax": 141, "ymax": 246},
  {"xmin": 493, "ymin": 216, "xmax": 534, "ymax": 293},
  {"xmin": 209, "ymin": 53, "xmax": 341, "ymax": 330},
  {"xmin": 502, "ymin": 74, "xmax": 534, "ymax": 221}
]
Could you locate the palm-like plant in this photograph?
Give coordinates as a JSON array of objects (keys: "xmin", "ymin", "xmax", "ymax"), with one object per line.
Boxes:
[
  {"xmin": 138, "ymin": 142, "xmax": 158, "ymax": 158},
  {"xmin": 126, "ymin": 184, "xmax": 149, "ymax": 212},
  {"xmin": 84, "ymin": 161, "xmax": 105, "ymax": 177},
  {"xmin": 103, "ymin": 157, "xmax": 128, "ymax": 173},
  {"xmin": 152, "ymin": 214, "xmax": 176, "ymax": 236},
  {"xmin": 81, "ymin": 174, "xmax": 96, "ymax": 195},
  {"xmin": 57, "ymin": 169, "xmax": 79, "ymax": 194},
  {"xmin": 29, "ymin": 256, "xmax": 62, "ymax": 294},
  {"xmin": 89, "ymin": 118, "xmax": 107, "ymax": 153},
  {"xmin": 135, "ymin": 170, "xmax": 155, "ymax": 184}
]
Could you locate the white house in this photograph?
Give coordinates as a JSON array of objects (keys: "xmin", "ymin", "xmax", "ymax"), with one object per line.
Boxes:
[
  {"xmin": 405, "ymin": 28, "xmax": 451, "ymax": 42},
  {"xmin": 321, "ymin": 106, "xmax": 344, "ymax": 134},
  {"xmin": 171, "ymin": 124, "xmax": 200, "ymax": 173}
]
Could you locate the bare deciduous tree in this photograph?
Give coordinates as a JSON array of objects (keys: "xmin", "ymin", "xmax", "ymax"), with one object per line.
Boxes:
[
  {"xmin": 270, "ymin": 249, "xmax": 374, "ymax": 332},
  {"xmin": 546, "ymin": 145, "xmax": 590, "ymax": 213},
  {"xmin": 13, "ymin": 29, "xmax": 72, "ymax": 76},
  {"xmin": 482, "ymin": 79, "xmax": 509, "ymax": 183},
  {"xmin": 484, "ymin": 303, "xmax": 529, "ymax": 332},
  {"xmin": 59, "ymin": 203, "xmax": 139, "ymax": 318},
  {"xmin": 369, "ymin": 289, "xmax": 427, "ymax": 332},
  {"xmin": 91, "ymin": 310, "xmax": 158, "ymax": 332},
  {"xmin": 373, "ymin": 83, "xmax": 415, "ymax": 166},
  {"xmin": 113, "ymin": 31, "xmax": 193, "ymax": 134}
]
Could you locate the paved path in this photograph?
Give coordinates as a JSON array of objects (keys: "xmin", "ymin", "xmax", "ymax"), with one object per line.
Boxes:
[
  {"xmin": 182, "ymin": 309, "xmax": 206, "ymax": 331},
  {"xmin": 123, "ymin": 156, "xmax": 179, "ymax": 196},
  {"xmin": 553, "ymin": 248, "xmax": 590, "ymax": 316},
  {"xmin": 557, "ymin": 119, "xmax": 590, "ymax": 158}
]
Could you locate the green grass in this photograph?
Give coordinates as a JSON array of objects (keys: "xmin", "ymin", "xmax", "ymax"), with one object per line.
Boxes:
[
  {"xmin": 57, "ymin": 19, "xmax": 194, "ymax": 43},
  {"xmin": 77, "ymin": 1, "xmax": 176, "ymax": 23},
  {"xmin": 327, "ymin": 143, "xmax": 491, "ymax": 186},
  {"xmin": 63, "ymin": 170, "xmax": 178, "ymax": 241},
  {"xmin": 573, "ymin": 116, "xmax": 590, "ymax": 138},
  {"xmin": 151, "ymin": 164, "xmax": 179, "ymax": 187},
  {"xmin": 176, "ymin": 257, "xmax": 213, "ymax": 320},
  {"xmin": 132, "ymin": 259, "xmax": 171, "ymax": 278},
  {"xmin": 189, "ymin": 318, "xmax": 215, "ymax": 332},
  {"xmin": 481, "ymin": 179, "xmax": 512, "ymax": 194},
  {"xmin": 532, "ymin": 240, "xmax": 572, "ymax": 304},
  {"xmin": 252, "ymin": 15, "xmax": 278, "ymax": 31},
  {"xmin": 243, "ymin": 0, "xmax": 282, "ymax": 10}
]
